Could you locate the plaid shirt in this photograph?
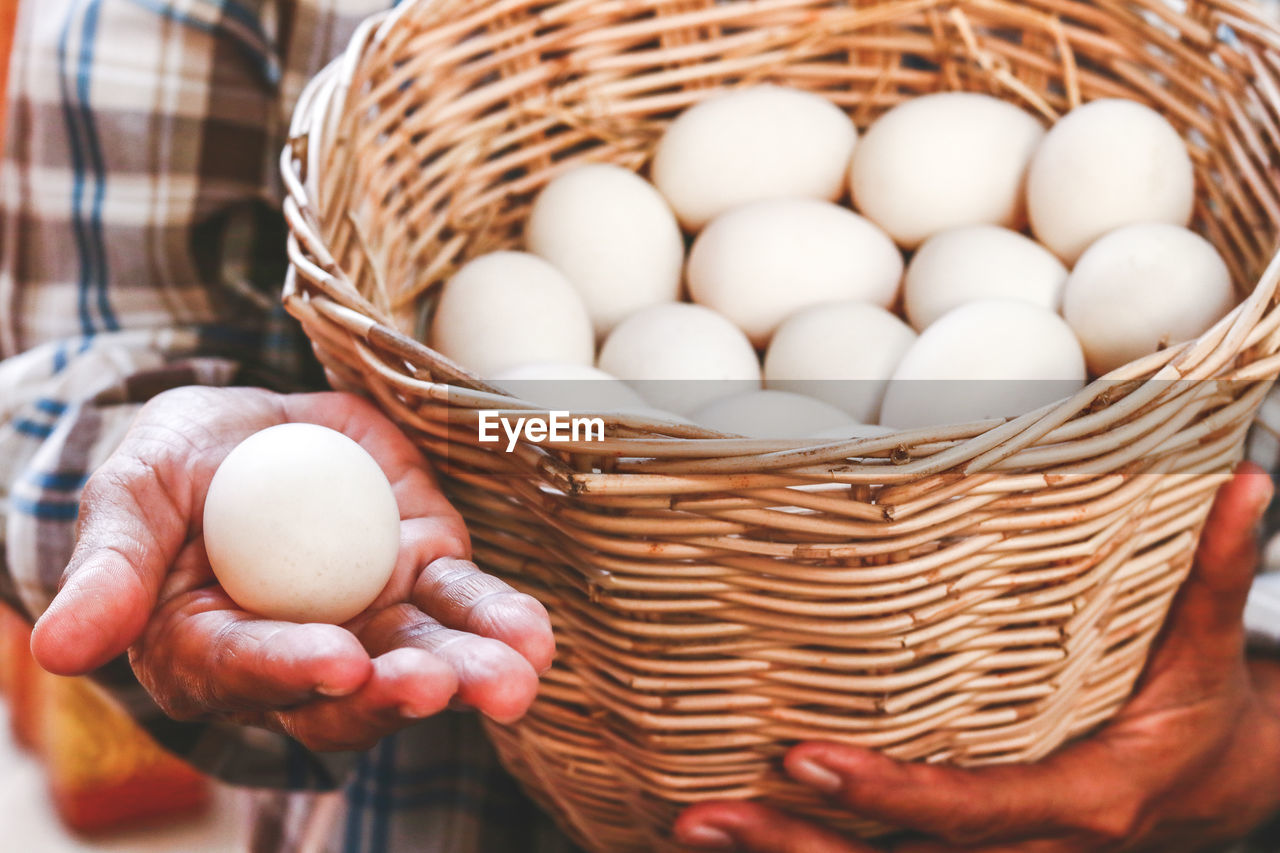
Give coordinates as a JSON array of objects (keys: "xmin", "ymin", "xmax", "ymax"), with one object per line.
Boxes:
[
  {"xmin": 0, "ymin": 1, "xmax": 1277, "ymax": 852},
  {"xmin": 0, "ymin": 1, "xmax": 575, "ymax": 851}
]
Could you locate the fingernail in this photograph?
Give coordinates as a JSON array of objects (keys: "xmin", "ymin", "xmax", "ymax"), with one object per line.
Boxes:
[
  {"xmin": 317, "ymin": 683, "xmax": 359, "ymax": 698},
  {"xmin": 1258, "ymin": 482, "xmax": 1275, "ymax": 519},
  {"xmin": 399, "ymin": 704, "xmax": 437, "ymax": 719},
  {"xmin": 790, "ymin": 757, "xmax": 843, "ymax": 794},
  {"xmin": 679, "ymin": 825, "xmax": 735, "ymax": 849},
  {"xmin": 485, "ymin": 709, "xmax": 526, "ymax": 726}
]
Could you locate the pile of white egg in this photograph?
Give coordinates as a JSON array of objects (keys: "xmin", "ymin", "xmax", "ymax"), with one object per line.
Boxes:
[{"xmin": 430, "ymin": 86, "xmax": 1236, "ymax": 439}]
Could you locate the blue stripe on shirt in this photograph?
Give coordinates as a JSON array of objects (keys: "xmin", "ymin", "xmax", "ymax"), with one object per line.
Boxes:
[
  {"xmin": 13, "ymin": 400, "xmax": 71, "ymax": 440},
  {"xmin": 57, "ymin": 3, "xmax": 94, "ymax": 337},
  {"xmin": 123, "ymin": 0, "xmax": 279, "ymax": 85},
  {"xmin": 124, "ymin": 0, "xmax": 268, "ymax": 42},
  {"xmin": 25, "ymin": 471, "xmax": 89, "ymax": 492},
  {"xmin": 54, "ymin": 334, "xmax": 95, "ymax": 373},
  {"xmin": 34, "ymin": 399, "xmax": 69, "ymax": 417},
  {"xmin": 59, "ymin": 0, "xmax": 117, "ymax": 334},
  {"xmin": 10, "ymin": 496, "xmax": 80, "ymax": 522},
  {"xmin": 13, "ymin": 419, "xmax": 55, "ymax": 439},
  {"xmin": 219, "ymin": 0, "xmax": 269, "ymax": 40},
  {"xmin": 80, "ymin": 0, "xmax": 117, "ymax": 333}
]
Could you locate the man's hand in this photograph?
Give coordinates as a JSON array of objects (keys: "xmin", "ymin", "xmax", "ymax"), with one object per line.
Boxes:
[
  {"xmin": 29, "ymin": 387, "xmax": 554, "ymax": 751},
  {"xmin": 675, "ymin": 464, "xmax": 1280, "ymax": 852}
]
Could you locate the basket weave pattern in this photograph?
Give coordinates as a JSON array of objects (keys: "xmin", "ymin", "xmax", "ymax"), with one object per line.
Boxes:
[{"xmin": 282, "ymin": 1, "xmax": 1280, "ymax": 849}]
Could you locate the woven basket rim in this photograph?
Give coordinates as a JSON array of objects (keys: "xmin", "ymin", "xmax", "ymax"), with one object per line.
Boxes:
[{"xmin": 280, "ymin": 0, "xmax": 1280, "ymax": 464}]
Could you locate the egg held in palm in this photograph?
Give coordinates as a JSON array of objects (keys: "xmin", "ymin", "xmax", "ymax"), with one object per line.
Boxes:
[{"xmin": 203, "ymin": 423, "xmax": 402, "ymax": 625}]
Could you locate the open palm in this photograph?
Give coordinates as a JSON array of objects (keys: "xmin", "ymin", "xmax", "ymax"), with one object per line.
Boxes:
[{"xmin": 30, "ymin": 387, "xmax": 553, "ymax": 751}]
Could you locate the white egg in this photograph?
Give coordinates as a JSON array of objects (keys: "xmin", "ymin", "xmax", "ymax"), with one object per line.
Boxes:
[
  {"xmin": 526, "ymin": 164, "xmax": 684, "ymax": 334},
  {"xmin": 203, "ymin": 424, "xmax": 401, "ymax": 625},
  {"xmin": 764, "ymin": 301, "xmax": 916, "ymax": 424},
  {"xmin": 431, "ymin": 251, "xmax": 595, "ymax": 377},
  {"xmin": 1028, "ymin": 99, "xmax": 1195, "ymax": 263},
  {"xmin": 492, "ymin": 362, "xmax": 648, "ymax": 412},
  {"xmin": 597, "ymin": 303, "xmax": 762, "ymax": 414},
  {"xmin": 687, "ymin": 199, "xmax": 903, "ymax": 346},
  {"xmin": 652, "ymin": 85, "xmax": 859, "ymax": 230},
  {"xmin": 850, "ymin": 93, "xmax": 1045, "ymax": 248},
  {"xmin": 904, "ymin": 226, "xmax": 1069, "ymax": 331},
  {"xmin": 880, "ymin": 300, "xmax": 1087, "ymax": 429},
  {"xmin": 1061, "ymin": 224, "xmax": 1234, "ymax": 375},
  {"xmin": 690, "ymin": 390, "xmax": 858, "ymax": 439}
]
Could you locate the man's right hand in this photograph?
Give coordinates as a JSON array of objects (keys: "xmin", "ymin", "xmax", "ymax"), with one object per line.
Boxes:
[{"xmin": 29, "ymin": 386, "xmax": 554, "ymax": 751}]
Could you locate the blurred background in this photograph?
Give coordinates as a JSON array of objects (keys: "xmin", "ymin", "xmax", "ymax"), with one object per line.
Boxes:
[{"xmin": 0, "ymin": 608, "xmax": 248, "ymax": 850}]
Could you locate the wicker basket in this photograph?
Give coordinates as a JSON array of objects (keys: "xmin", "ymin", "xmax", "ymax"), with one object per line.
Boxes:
[{"xmin": 281, "ymin": 1, "xmax": 1280, "ymax": 849}]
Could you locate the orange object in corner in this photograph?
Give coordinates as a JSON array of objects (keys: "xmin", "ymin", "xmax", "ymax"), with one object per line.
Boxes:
[
  {"xmin": 42, "ymin": 675, "xmax": 210, "ymax": 833},
  {"xmin": 0, "ymin": 0, "xmax": 16, "ymax": 145},
  {"xmin": 2, "ymin": 606, "xmax": 210, "ymax": 833},
  {"xmin": 0, "ymin": 603, "xmax": 18, "ymax": 695},
  {"xmin": 0, "ymin": 604, "xmax": 43, "ymax": 751}
]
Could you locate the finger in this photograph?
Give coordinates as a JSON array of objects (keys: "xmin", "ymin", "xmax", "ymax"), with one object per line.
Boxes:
[
  {"xmin": 784, "ymin": 744, "xmax": 1114, "ymax": 846},
  {"xmin": 357, "ymin": 604, "xmax": 540, "ymax": 724},
  {"xmin": 30, "ymin": 387, "xmax": 286, "ymax": 675},
  {"xmin": 271, "ymin": 647, "xmax": 458, "ymax": 752},
  {"xmin": 131, "ymin": 588, "xmax": 373, "ymax": 718},
  {"xmin": 1171, "ymin": 462, "xmax": 1272, "ymax": 650},
  {"xmin": 1130, "ymin": 463, "xmax": 1274, "ymax": 701},
  {"xmin": 31, "ymin": 449, "xmax": 191, "ymax": 674},
  {"xmin": 674, "ymin": 801, "xmax": 877, "ymax": 852},
  {"xmin": 412, "ymin": 556, "xmax": 555, "ymax": 674}
]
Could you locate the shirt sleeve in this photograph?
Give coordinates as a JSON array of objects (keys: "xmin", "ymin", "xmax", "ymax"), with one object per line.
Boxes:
[{"xmin": 0, "ymin": 0, "xmax": 395, "ymax": 790}]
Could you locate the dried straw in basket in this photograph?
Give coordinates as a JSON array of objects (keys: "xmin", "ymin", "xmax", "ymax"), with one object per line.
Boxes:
[{"xmin": 281, "ymin": 1, "xmax": 1280, "ymax": 849}]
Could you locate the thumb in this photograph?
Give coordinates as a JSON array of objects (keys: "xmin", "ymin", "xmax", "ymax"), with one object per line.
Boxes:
[
  {"xmin": 31, "ymin": 448, "xmax": 190, "ymax": 675},
  {"xmin": 675, "ymin": 801, "xmax": 876, "ymax": 852},
  {"xmin": 1154, "ymin": 461, "xmax": 1272, "ymax": 667},
  {"xmin": 783, "ymin": 741, "xmax": 1109, "ymax": 844}
]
